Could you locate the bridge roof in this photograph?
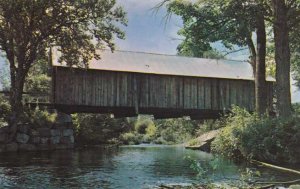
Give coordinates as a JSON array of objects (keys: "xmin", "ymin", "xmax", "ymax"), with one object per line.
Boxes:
[{"xmin": 52, "ymin": 50, "xmax": 275, "ymax": 81}]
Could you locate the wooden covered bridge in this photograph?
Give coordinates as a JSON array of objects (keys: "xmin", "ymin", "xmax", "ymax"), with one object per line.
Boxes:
[{"xmin": 51, "ymin": 50, "xmax": 274, "ymax": 119}]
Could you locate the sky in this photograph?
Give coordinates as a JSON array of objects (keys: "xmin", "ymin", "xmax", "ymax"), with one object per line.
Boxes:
[
  {"xmin": 0, "ymin": 0, "xmax": 299, "ymax": 102},
  {"xmin": 115, "ymin": 0, "xmax": 182, "ymax": 55}
]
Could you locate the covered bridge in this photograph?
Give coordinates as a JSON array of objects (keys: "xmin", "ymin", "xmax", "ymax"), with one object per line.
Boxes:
[{"xmin": 51, "ymin": 50, "xmax": 274, "ymax": 119}]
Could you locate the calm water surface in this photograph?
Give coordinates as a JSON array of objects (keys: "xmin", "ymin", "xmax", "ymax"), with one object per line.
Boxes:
[{"xmin": 0, "ymin": 145, "xmax": 298, "ymax": 189}]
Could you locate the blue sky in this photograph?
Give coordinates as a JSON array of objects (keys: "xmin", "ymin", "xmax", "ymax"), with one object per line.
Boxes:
[
  {"xmin": 0, "ymin": 0, "xmax": 299, "ymax": 102},
  {"xmin": 115, "ymin": 0, "xmax": 182, "ymax": 55}
]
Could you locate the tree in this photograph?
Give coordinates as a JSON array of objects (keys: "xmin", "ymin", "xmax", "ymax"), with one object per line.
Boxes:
[
  {"xmin": 271, "ymin": 0, "xmax": 300, "ymax": 117},
  {"xmin": 164, "ymin": 0, "xmax": 269, "ymax": 115},
  {"xmin": 0, "ymin": 0, "xmax": 127, "ymax": 140},
  {"xmin": 255, "ymin": 10, "xmax": 268, "ymax": 116}
]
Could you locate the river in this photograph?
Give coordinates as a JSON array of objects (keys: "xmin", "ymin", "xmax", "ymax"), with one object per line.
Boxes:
[{"xmin": 0, "ymin": 145, "xmax": 298, "ymax": 188}]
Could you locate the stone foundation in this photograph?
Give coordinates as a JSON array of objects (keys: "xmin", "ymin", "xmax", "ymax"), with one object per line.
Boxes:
[{"xmin": 0, "ymin": 112, "xmax": 75, "ymax": 153}]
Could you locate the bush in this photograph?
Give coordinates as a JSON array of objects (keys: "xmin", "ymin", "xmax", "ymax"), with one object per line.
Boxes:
[
  {"xmin": 239, "ymin": 116, "xmax": 300, "ymax": 163},
  {"xmin": 73, "ymin": 113, "xmax": 132, "ymax": 145},
  {"xmin": 25, "ymin": 74, "xmax": 50, "ymax": 94},
  {"xmin": 145, "ymin": 123, "xmax": 157, "ymax": 139},
  {"xmin": 154, "ymin": 118, "xmax": 199, "ymax": 144},
  {"xmin": 73, "ymin": 114, "xmax": 201, "ymax": 145},
  {"xmin": 135, "ymin": 116, "xmax": 155, "ymax": 134},
  {"xmin": 153, "ymin": 136, "xmax": 168, "ymax": 145},
  {"xmin": 119, "ymin": 132, "xmax": 143, "ymax": 145},
  {"xmin": 195, "ymin": 119, "xmax": 226, "ymax": 136},
  {"xmin": 24, "ymin": 107, "xmax": 57, "ymax": 127},
  {"xmin": 0, "ymin": 117, "xmax": 8, "ymax": 128},
  {"xmin": 0, "ymin": 94, "xmax": 58, "ymax": 128},
  {"xmin": 211, "ymin": 106, "xmax": 300, "ymax": 164}
]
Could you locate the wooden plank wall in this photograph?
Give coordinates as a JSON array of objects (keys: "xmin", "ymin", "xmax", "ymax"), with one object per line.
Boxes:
[{"xmin": 54, "ymin": 67, "xmax": 273, "ymax": 112}]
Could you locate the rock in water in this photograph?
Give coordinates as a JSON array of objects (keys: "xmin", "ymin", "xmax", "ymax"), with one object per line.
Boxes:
[{"xmin": 185, "ymin": 130, "xmax": 219, "ymax": 152}]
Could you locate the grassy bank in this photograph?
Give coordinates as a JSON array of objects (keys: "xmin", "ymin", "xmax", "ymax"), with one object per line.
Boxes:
[{"xmin": 211, "ymin": 106, "xmax": 300, "ymax": 164}]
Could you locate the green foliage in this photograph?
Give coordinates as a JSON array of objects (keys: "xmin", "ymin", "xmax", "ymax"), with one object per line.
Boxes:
[
  {"xmin": 25, "ymin": 58, "xmax": 51, "ymax": 94},
  {"xmin": 266, "ymin": 40, "xmax": 276, "ymax": 78},
  {"xmin": 25, "ymin": 74, "xmax": 51, "ymax": 94},
  {"xmin": 292, "ymin": 103, "xmax": 300, "ymax": 113},
  {"xmin": 199, "ymin": 119, "xmax": 225, "ymax": 133},
  {"xmin": 133, "ymin": 116, "xmax": 157, "ymax": 143},
  {"xmin": 212, "ymin": 106, "xmax": 300, "ymax": 164},
  {"xmin": 187, "ymin": 156, "xmax": 210, "ymax": 179},
  {"xmin": 166, "ymin": 0, "xmax": 257, "ymax": 58},
  {"xmin": 0, "ymin": 95, "xmax": 9, "ymax": 127},
  {"xmin": 211, "ymin": 106, "xmax": 259, "ymax": 160},
  {"xmin": 135, "ymin": 116, "xmax": 155, "ymax": 134},
  {"xmin": 0, "ymin": 0, "xmax": 127, "ymax": 68},
  {"xmin": 186, "ymin": 155, "xmax": 237, "ymax": 185},
  {"xmin": 118, "ymin": 116, "xmax": 199, "ymax": 145},
  {"xmin": 0, "ymin": 1, "xmax": 127, "ymax": 126},
  {"xmin": 0, "ymin": 117, "xmax": 7, "ymax": 128},
  {"xmin": 73, "ymin": 113, "xmax": 132, "ymax": 145},
  {"xmin": 119, "ymin": 132, "xmax": 142, "ymax": 145},
  {"xmin": 145, "ymin": 123, "xmax": 157, "ymax": 138},
  {"xmin": 0, "ymin": 94, "xmax": 11, "ymax": 121},
  {"xmin": 25, "ymin": 107, "xmax": 57, "ymax": 128},
  {"xmin": 239, "ymin": 116, "xmax": 300, "ymax": 163},
  {"xmin": 186, "ymin": 138, "xmax": 199, "ymax": 147},
  {"xmin": 155, "ymin": 118, "xmax": 199, "ymax": 144},
  {"xmin": 72, "ymin": 113, "xmax": 199, "ymax": 145}
]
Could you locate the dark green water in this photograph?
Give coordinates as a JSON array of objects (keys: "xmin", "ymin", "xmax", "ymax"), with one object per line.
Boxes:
[{"xmin": 0, "ymin": 145, "xmax": 298, "ymax": 189}]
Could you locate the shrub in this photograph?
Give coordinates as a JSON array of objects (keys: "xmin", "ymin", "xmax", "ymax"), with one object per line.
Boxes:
[
  {"xmin": 211, "ymin": 106, "xmax": 300, "ymax": 164},
  {"xmin": 155, "ymin": 118, "xmax": 199, "ymax": 144},
  {"xmin": 194, "ymin": 119, "xmax": 227, "ymax": 138},
  {"xmin": 73, "ymin": 113, "xmax": 132, "ymax": 145},
  {"xmin": 145, "ymin": 123, "xmax": 157, "ymax": 138},
  {"xmin": 239, "ymin": 116, "xmax": 300, "ymax": 163},
  {"xmin": 0, "ymin": 117, "xmax": 8, "ymax": 128},
  {"xmin": 211, "ymin": 106, "xmax": 257, "ymax": 160},
  {"xmin": 153, "ymin": 136, "xmax": 168, "ymax": 145},
  {"xmin": 0, "ymin": 94, "xmax": 59, "ymax": 128},
  {"xmin": 25, "ymin": 74, "xmax": 50, "ymax": 94},
  {"xmin": 135, "ymin": 116, "xmax": 155, "ymax": 134},
  {"xmin": 25, "ymin": 107, "xmax": 57, "ymax": 127},
  {"xmin": 119, "ymin": 132, "xmax": 142, "ymax": 145}
]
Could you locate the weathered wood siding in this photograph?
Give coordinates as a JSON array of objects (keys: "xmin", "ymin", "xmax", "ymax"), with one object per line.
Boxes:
[{"xmin": 53, "ymin": 67, "xmax": 274, "ymax": 112}]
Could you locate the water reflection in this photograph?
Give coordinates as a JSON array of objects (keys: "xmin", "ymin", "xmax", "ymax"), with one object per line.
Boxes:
[{"xmin": 0, "ymin": 145, "xmax": 297, "ymax": 189}]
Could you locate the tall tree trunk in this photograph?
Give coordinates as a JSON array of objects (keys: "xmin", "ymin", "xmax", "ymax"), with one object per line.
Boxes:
[
  {"xmin": 7, "ymin": 52, "xmax": 27, "ymax": 142},
  {"xmin": 8, "ymin": 74, "xmax": 25, "ymax": 142},
  {"xmin": 272, "ymin": 0, "xmax": 292, "ymax": 117},
  {"xmin": 255, "ymin": 13, "xmax": 268, "ymax": 115}
]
